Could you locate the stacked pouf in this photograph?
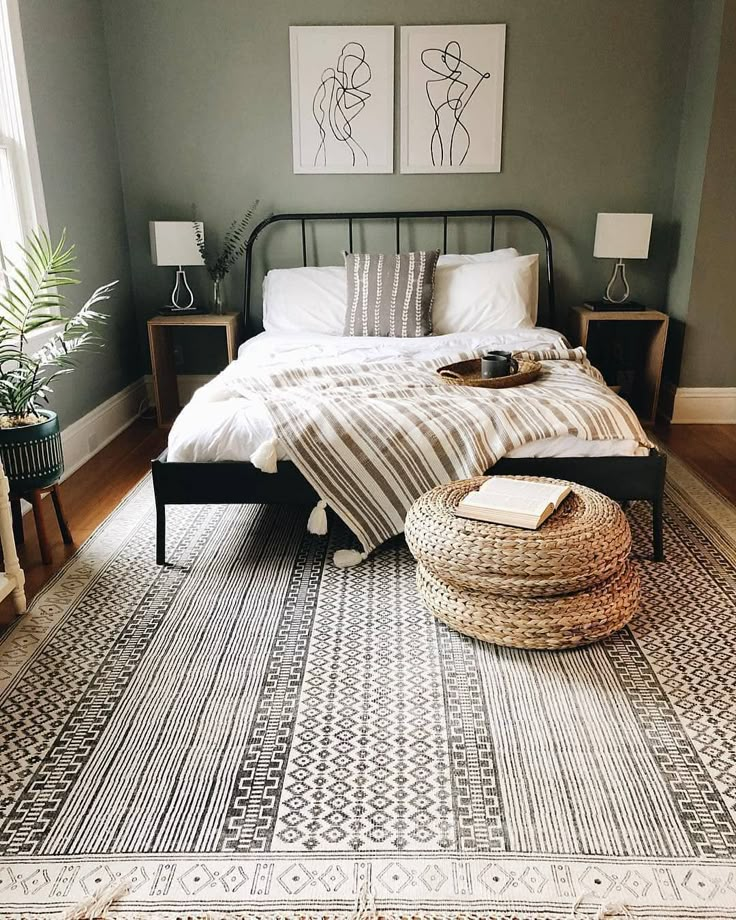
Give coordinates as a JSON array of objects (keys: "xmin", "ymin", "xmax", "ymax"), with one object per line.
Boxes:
[{"xmin": 404, "ymin": 476, "xmax": 639, "ymax": 650}]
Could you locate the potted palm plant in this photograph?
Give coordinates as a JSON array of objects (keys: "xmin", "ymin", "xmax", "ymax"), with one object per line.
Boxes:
[{"xmin": 0, "ymin": 229, "xmax": 115, "ymax": 492}]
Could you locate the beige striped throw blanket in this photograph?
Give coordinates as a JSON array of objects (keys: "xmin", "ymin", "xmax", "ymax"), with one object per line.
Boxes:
[{"xmin": 230, "ymin": 346, "xmax": 651, "ymax": 565}]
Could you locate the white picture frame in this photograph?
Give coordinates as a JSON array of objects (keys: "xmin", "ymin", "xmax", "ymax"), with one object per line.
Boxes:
[
  {"xmin": 400, "ymin": 24, "xmax": 506, "ymax": 174},
  {"xmin": 289, "ymin": 25, "xmax": 395, "ymax": 175}
]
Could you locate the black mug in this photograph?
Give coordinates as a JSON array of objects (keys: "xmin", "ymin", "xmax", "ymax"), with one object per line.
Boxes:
[{"xmin": 481, "ymin": 350, "xmax": 519, "ymax": 379}]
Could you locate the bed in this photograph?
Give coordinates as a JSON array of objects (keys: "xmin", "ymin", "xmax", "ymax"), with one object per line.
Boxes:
[{"xmin": 152, "ymin": 208, "xmax": 666, "ymax": 565}]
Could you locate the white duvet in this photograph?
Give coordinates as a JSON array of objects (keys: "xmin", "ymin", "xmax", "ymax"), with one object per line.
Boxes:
[{"xmin": 167, "ymin": 329, "xmax": 648, "ymax": 464}]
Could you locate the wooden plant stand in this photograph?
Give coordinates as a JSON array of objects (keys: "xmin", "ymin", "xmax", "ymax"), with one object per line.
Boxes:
[
  {"xmin": 10, "ymin": 482, "xmax": 72, "ymax": 566},
  {"xmin": 0, "ymin": 462, "xmax": 26, "ymax": 613}
]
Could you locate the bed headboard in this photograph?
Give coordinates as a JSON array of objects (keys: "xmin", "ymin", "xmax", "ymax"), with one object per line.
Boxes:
[{"xmin": 243, "ymin": 208, "xmax": 556, "ymax": 333}]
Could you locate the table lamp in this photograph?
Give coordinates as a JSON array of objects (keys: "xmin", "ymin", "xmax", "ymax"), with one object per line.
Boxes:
[
  {"xmin": 149, "ymin": 221, "xmax": 204, "ymax": 313},
  {"xmin": 586, "ymin": 212, "xmax": 653, "ymax": 311}
]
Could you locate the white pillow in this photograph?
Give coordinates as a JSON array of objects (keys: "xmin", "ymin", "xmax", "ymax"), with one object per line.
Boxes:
[
  {"xmin": 432, "ymin": 253, "xmax": 539, "ymax": 334},
  {"xmin": 261, "ymin": 249, "xmax": 529, "ymax": 335},
  {"xmin": 263, "ymin": 266, "xmax": 346, "ymax": 335},
  {"xmin": 437, "ymin": 247, "xmax": 518, "ymax": 267}
]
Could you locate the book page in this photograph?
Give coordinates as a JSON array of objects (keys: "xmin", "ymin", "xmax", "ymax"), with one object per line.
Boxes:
[
  {"xmin": 460, "ymin": 492, "xmax": 546, "ymax": 516},
  {"xmin": 470, "ymin": 478, "xmax": 569, "ymax": 516}
]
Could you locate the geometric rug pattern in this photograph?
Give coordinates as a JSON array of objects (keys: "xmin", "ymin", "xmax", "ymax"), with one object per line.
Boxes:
[{"xmin": 0, "ymin": 466, "xmax": 735, "ymax": 919}]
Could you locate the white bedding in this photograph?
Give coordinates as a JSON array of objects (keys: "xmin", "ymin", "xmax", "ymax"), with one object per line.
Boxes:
[{"xmin": 167, "ymin": 329, "xmax": 648, "ymax": 464}]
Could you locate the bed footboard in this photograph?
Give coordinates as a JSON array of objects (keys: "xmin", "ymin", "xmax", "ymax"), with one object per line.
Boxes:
[
  {"xmin": 151, "ymin": 449, "xmax": 666, "ymax": 565},
  {"xmin": 490, "ymin": 450, "xmax": 666, "ymax": 561},
  {"xmin": 151, "ymin": 451, "xmax": 319, "ymax": 565}
]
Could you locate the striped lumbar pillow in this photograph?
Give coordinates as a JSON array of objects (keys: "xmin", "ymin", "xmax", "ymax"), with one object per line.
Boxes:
[{"xmin": 344, "ymin": 250, "xmax": 440, "ymax": 337}]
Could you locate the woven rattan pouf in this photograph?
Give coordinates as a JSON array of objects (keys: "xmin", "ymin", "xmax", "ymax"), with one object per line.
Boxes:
[{"xmin": 405, "ymin": 476, "xmax": 639, "ymax": 650}]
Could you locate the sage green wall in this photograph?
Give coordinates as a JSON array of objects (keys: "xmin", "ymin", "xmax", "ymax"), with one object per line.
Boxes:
[
  {"xmin": 664, "ymin": 0, "xmax": 724, "ymax": 388},
  {"xmin": 677, "ymin": 0, "xmax": 736, "ymax": 388},
  {"xmin": 18, "ymin": 0, "xmax": 138, "ymax": 426},
  {"xmin": 101, "ymin": 0, "xmax": 693, "ymax": 373}
]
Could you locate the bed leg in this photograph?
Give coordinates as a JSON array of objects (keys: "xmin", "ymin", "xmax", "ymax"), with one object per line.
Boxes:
[
  {"xmin": 652, "ymin": 496, "xmax": 664, "ymax": 562},
  {"xmin": 156, "ymin": 500, "xmax": 167, "ymax": 565}
]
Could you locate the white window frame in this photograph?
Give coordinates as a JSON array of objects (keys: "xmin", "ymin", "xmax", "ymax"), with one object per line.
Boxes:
[
  {"xmin": 0, "ymin": 0, "xmax": 46, "ymax": 237},
  {"xmin": 1, "ymin": 0, "xmax": 56, "ymax": 346}
]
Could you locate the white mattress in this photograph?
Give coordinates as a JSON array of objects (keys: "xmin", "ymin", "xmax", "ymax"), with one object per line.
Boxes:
[{"xmin": 167, "ymin": 329, "xmax": 648, "ymax": 464}]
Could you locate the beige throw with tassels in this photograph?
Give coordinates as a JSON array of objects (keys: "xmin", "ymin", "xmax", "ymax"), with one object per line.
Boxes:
[{"xmin": 229, "ymin": 347, "xmax": 651, "ymax": 565}]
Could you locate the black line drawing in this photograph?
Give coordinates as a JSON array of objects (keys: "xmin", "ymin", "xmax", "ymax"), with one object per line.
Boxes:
[
  {"xmin": 421, "ymin": 41, "xmax": 491, "ymax": 167},
  {"xmin": 312, "ymin": 42, "xmax": 372, "ymax": 167}
]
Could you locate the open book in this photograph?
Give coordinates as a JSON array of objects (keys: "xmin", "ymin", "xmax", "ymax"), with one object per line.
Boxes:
[{"xmin": 454, "ymin": 478, "xmax": 572, "ymax": 530}]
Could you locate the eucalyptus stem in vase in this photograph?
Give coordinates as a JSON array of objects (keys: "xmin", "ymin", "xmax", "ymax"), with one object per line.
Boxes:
[{"xmin": 192, "ymin": 201, "xmax": 259, "ymax": 315}]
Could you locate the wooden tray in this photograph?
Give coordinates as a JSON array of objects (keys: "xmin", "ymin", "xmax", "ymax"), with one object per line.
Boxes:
[{"xmin": 437, "ymin": 358, "xmax": 542, "ymax": 389}]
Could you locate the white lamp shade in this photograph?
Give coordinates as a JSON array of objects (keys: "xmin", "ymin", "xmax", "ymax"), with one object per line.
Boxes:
[
  {"xmin": 593, "ymin": 213, "xmax": 652, "ymax": 260},
  {"xmin": 149, "ymin": 221, "xmax": 204, "ymax": 266}
]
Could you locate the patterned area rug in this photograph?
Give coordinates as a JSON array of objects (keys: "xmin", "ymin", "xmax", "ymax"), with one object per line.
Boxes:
[{"xmin": 0, "ymin": 461, "xmax": 735, "ymax": 920}]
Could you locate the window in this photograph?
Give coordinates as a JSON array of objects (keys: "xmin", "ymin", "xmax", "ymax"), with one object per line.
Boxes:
[{"xmin": 0, "ymin": 0, "xmax": 46, "ymax": 279}]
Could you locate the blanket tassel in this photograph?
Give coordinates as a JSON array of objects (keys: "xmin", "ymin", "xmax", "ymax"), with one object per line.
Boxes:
[
  {"xmin": 334, "ymin": 549, "xmax": 368, "ymax": 568},
  {"xmin": 250, "ymin": 437, "xmax": 279, "ymax": 474},
  {"xmin": 307, "ymin": 499, "xmax": 328, "ymax": 535},
  {"xmin": 63, "ymin": 879, "xmax": 128, "ymax": 920}
]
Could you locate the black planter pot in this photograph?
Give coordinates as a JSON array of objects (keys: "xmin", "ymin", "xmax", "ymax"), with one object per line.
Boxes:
[{"xmin": 0, "ymin": 410, "xmax": 64, "ymax": 492}]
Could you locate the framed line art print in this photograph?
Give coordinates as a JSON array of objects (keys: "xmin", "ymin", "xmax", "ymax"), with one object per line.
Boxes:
[
  {"xmin": 289, "ymin": 25, "xmax": 394, "ymax": 174},
  {"xmin": 400, "ymin": 24, "xmax": 506, "ymax": 173}
]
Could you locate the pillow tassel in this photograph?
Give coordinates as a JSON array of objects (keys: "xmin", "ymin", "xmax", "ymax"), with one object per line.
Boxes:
[
  {"xmin": 250, "ymin": 437, "xmax": 279, "ymax": 474},
  {"xmin": 333, "ymin": 548, "xmax": 368, "ymax": 568},
  {"xmin": 307, "ymin": 499, "xmax": 329, "ymax": 536}
]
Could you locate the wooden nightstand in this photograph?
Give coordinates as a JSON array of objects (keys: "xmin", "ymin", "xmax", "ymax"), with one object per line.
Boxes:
[
  {"xmin": 571, "ymin": 306, "xmax": 669, "ymax": 426},
  {"xmin": 147, "ymin": 312, "xmax": 242, "ymax": 427}
]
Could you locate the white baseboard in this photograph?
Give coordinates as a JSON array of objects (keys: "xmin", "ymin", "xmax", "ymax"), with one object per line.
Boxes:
[
  {"xmin": 671, "ymin": 387, "xmax": 736, "ymax": 424},
  {"xmin": 60, "ymin": 377, "xmax": 148, "ymax": 479},
  {"xmin": 143, "ymin": 374, "xmax": 214, "ymax": 407}
]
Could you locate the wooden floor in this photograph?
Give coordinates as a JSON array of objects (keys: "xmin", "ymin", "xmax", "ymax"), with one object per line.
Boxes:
[
  {"xmin": 1, "ymin": 417, "xmax": 734, "ymax": 626},
  {"xmin": 655, "ymin": 422, "xmax": 736, "ymax": 505},
  {"xmin": 0, "ymin": 418, "xmax": 167, "ymax": 626}
]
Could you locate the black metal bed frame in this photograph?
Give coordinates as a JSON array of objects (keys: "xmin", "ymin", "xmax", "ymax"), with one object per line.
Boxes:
[
  {"xmin": 243, "ymin": 208, "xmax": 557, "ymax": 331},
  {"xmin": 152, "ymin": 208, "xmax": 665, "ymax": 565}
]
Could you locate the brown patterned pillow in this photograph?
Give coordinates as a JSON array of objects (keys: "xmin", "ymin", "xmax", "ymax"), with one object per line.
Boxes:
[{"xmin": 344, "ymin": 250, "xmax": 439, "ymax": 337}]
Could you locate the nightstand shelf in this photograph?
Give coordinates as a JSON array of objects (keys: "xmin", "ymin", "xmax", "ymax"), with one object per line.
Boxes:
[
  {"xmin": 571, "ymin": 305, "xmax": 668, "ymax": 426},
  {"xmin": 147, "ymin": 312, "xmax": 242, "ymax": 428}
]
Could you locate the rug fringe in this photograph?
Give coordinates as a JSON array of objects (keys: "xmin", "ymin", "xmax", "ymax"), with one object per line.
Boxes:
[
  {"xmin": 594, "ymin": 903, "xmax": 631, "ymax": 919},
  {"xmin": 7, "ymin": 914, "xmax": 637, "ymax": 920},
  {"xmin": 17, "ymin": 875, "xmax": 635, "ymax": 920},
  {"xmin": 570, "ymin": 892, "xmax": 631, "ymax": 919},
  {"xmin": 351, "ymin": 879, "xmax": 377, "ymax": 920},
  {"xmin": 4, "ymin": 909, "xmax": 640, "ymax": 920},
  {"xmin": 62, "ymin": 879, "xmax": 129, "ymax": 920}
]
